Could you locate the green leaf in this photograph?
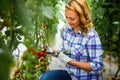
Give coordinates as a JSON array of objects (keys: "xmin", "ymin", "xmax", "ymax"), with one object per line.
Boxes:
[{"xmin": 41, "ymin": 6, "xmax": 54, "ymax": 19}]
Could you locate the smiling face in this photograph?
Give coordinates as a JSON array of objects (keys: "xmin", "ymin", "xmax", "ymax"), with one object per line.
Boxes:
[
  {"xmin": 64, "ymin": 0, "xmax": 93, "ymax": 35},
  {"xmin": 65, "ymin": 9, "xmax": 81, "ymax": 30}
]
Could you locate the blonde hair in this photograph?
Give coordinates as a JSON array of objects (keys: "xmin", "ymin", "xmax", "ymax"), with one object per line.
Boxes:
[{"xmin": 66, "ymin": 0, "xmax": 93, "ymax": 35}]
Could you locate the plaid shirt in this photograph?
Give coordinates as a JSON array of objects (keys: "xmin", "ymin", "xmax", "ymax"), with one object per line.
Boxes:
[{"xmin": 62, "ymin": 24, "xmax": 104, "ymax": 80}]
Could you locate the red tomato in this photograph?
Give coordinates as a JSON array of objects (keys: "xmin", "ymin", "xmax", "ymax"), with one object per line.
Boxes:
[
  {"xmin": 37, "ymin": 51, "xmax": 44, "ymax": 58},
  {"xmin": 43, "ymin": 53, "xmax": 46, "ymax": 57},
  {"xmin": 43, "ymin": 47, "xmax": 46, "ymax": 52}
]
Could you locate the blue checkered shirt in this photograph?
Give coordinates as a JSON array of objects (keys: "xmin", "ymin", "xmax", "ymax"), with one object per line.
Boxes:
[{"xmin": 62, "ymin": 24, "xmax": 104, "ymax": 80}]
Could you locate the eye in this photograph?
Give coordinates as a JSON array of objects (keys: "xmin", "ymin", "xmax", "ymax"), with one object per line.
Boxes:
[
  {"xmin": 65, "ymin": 16, "xmax": 75, "ymax": 21},
  {"xmin": 70, "ymin": 17, "xmax": 75, "ymax": 21}
]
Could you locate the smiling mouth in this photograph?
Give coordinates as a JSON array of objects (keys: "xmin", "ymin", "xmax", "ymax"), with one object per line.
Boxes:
[
  {"xmin": 69, "ymin": 24, "xmax": 74, "ymax": 26},
  {"xmin": 70, "ymin": 24, "xmax": 74, "ymax": 27}
]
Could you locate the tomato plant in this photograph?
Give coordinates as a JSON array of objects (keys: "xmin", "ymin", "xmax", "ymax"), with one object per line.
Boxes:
[
  {"xmin": 89, "ymin": 0, "xmax": 120, "ymax": 79},
  {"xmin": 0, "ymin": 0, "xmax": 61, "ymax": 80},
  {"xmin": 11, "ymin": 47, "xmax": 49, "ymax": 80}
]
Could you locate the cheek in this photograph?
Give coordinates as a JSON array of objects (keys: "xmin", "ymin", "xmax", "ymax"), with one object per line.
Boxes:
[
  {"xmin": 76, "ymin": 21, "xmax": 80, "ymax": 25},
  {"xmin": 66, "ymin": 18, "xmax": 72, "ymax": 24},
  {"xmin": 73, "ymin": 20, "xmax": 80, "ymax": 25},
  {"xmin": 75, "ymin": 18, "xmax": 80, "ymax": 25}
]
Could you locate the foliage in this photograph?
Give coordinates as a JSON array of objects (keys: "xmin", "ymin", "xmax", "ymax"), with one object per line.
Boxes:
[
  {"xmin": 3, "ymin": 0, "xmax": 120, "ymax": 79},
  {"xmin": 0, "ymin": 0, "xmax": 61, "ymax": 80},
  {"xmin": 88, "ymin": 0, "xmax": 120, "ymax": 79},
  {"xmin": 0, "ymin": 41, "xmax": 14, "ymax": 80},
  {"xmin": 10, "ymin": 47, "xmax": 49, "ymax": 80}
]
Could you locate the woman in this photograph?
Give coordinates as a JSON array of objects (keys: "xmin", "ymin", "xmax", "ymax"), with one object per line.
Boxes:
[{"xmin": 40, "ymin": 0, "xmax": 104, "ymax": 80}]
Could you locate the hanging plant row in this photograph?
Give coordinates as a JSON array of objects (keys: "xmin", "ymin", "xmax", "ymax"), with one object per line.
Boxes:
[{"xmin": 0, "ymin": 0, "xmax": 62, "ymax": 80}]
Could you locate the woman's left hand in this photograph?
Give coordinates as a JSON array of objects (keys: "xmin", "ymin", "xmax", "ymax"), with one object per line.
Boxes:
[{"xmin": 58, "ymin": 52, "xmax": 72, "ymax": 64}]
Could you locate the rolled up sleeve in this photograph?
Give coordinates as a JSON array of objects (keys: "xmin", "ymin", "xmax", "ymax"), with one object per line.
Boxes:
[{"xmin": 87, "ymin": 35, "xmax": 104, "ymax": 72}]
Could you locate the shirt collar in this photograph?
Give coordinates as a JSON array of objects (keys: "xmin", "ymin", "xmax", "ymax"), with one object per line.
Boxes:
[{"xmin": 67, "ymin": 24, "xmax": 82, "ymax": 35}]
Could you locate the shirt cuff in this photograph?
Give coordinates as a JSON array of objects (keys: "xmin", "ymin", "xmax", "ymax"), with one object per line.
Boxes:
[{"xmin": 90, "ymin": 62, "xmax": 97, "ymax": 71}]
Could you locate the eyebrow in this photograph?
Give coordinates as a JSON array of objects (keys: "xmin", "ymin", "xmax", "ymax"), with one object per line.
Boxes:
[{"xmin": 66, "ymin": 16, "xmax": 76, "ymax": 20}]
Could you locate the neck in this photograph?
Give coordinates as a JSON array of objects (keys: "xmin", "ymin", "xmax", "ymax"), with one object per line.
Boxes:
[{"xmin": 73, "ymin": 26, "xmax": 81, "ymax": 34}]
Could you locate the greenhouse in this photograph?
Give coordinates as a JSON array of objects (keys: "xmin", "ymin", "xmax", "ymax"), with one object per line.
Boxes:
[{"xmin": 0, "ymin": 0, "xmax": 120, "ymax": 80}]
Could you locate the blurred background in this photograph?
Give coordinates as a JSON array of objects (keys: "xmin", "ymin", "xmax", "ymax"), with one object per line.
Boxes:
[{"xmin": 0, "ymin": 0, "xmax": 120, "ymax": 80}]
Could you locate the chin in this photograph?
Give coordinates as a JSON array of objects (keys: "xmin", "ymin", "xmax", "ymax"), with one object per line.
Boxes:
[
  {"xmin": 69, "ymin": 24, "xmax": 73, "ymax": 27},
  {"xmin": 70, "ymin": 26, "xmax": 74, "ymax": 29}
]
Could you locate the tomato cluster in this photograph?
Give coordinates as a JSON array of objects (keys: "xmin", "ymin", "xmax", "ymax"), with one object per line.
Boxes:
[
  {"xmin": 37, "ymin": 51, "xmax": 46, "ymax": 59},
  {"xmin": 10, "ymin": 47, "xmax": 49, "ymax": 80}
]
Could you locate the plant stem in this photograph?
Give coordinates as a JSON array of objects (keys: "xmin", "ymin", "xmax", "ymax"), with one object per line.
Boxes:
[{"xmin": 114, "ymin": 65, "xmax": 120, "ymax": 79}]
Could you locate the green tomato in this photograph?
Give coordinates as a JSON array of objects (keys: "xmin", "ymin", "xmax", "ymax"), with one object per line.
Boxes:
[
  {"xmin": 110, "ymin": 43, "xmax": 117, "ymax": 50},
  {"xmin": 28, "ymin": 55, "xmax": 37, "ymax": 62},
  {"xmin": 23, "ymin": 60, "xmax": 32, "ymax": 69},
  {"xmin": 21, "ymin": 52, "xmax": 29, "ymax": 60},
  {"xmin": 111, "ymin": 35, "xmax": 119, "ymax": 42},
  {"xmin": 19, "ymin": 64, "xmax": 25, "ymax": 70},
  {"xmin": 26, "ymin": 72, "xmax": 33, "ymax": 80}
]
